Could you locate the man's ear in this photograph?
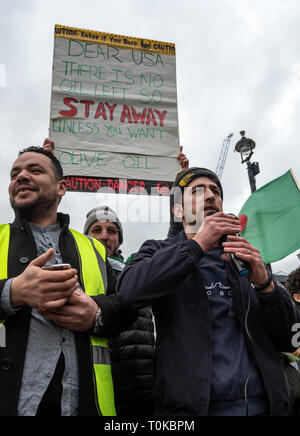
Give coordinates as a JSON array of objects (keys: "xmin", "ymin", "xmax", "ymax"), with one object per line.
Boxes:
[
  {"xmin": 57, "ymin": 179, "xmax": 67, "ymax": 200},
  {"xmin": 173, "ymin": 203, "xmax": 184, "ymax": 220},
  {"xmin": 293, "ymin": 294, "xmax": 300, "ymax": 304}
]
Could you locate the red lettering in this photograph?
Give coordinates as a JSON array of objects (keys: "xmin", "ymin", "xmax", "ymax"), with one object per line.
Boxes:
[
  {"xmin": 154, "ymin": 109, "xmax": 167, "ymax": 128},
  {"xmin": 65, "ymin": 176, "xmax": 150, "ymax": 194},
  {"xmin": 80, "ymin": 100, "xmax": 95, "ymax": 118},
  {"xmin": 120, "ymin": 179, "xmax": 128, "ymax": 193},
  {"xmin": 86, "ymin": 178, "xmax": 95, "ymax": 191},
  {"xmin": 131, "ymin": 107, "xmax": 147, "ymax": 125},
  {"xmin": 94, "ymin": 179, "xmax": 102, "ymax": 191},
  {"xmin": 105, "ymin": 102, "xmax": 117, "ymax": 121},
  {"xmin": 95, "ymin": 103, "xmax": 107, "ymax": 120},
  {"xmin": 120, "ymin": 105, "xmax": 133, "ymax": 124},
  {"xmin": 65, "ymin": 177, "xmax": 72, "ymax": 190},
  {"xmin": 157, "ymin": 182, "xmax": 170, "ymax": 195},
  {"xmin": 77, "ymin": 177, "xmax": 84, "ymax": 191},
  {"xmin": 140, "ymin": 181, "xmax": 146, "ymax": 193},
  {"xmin": 146, "ymin": 109, "xmax": 157, "ymax": 127},
  {"xmin": 59, "ymin": 98, "xmax": 78, "ymax": 117}
]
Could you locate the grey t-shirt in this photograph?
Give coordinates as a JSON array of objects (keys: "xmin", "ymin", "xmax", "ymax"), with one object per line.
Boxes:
[{"xmin": 0, "ymin": 223, "xmax": 79, "ymax": 416}]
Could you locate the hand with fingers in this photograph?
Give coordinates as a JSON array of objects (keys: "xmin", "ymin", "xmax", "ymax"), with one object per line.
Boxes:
[
  {"xmin": 10, "ymin": 249, "xmax": 79, "ymax": 310},
  {"xmin": 193, "ymin": 212, "xmax": 243, "ymax": 253},
  {"xmin": 222, "ymin": 236, "xmax": 274, "ymax": 293},
  {"xmin": 42, "ymin": 138, "xmax": 55, "ymax": 154},
  {"xmin": 38, "ymin": 289, "xmax": 99, "ymax": 332},
  {"xmin": 177, "ymin": 146, "xmax": 189, "ymax": 171}
]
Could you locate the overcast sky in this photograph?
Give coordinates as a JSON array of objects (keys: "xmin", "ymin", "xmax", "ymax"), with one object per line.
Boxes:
[{"xmin": 1, "ymin": 0, "xmax": 300, "ymax": 274}]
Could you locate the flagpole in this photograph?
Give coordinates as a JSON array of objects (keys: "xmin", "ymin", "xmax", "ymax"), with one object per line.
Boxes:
[{"xmin": 290, "ymin": 168, "xmax": 300, "ymax": 192}]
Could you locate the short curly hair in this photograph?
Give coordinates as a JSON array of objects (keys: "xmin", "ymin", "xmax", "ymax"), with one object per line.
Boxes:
[
  {"xmin": 285, "ymin": 267, "xmax": 300, "ymax": 297},
  {"xmin": 18, "ymin": 146, "xmax": 63, "ymax": 181}
]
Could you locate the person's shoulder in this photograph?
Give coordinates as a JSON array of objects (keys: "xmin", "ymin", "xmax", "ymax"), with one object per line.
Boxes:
[
  {"xmin": 0, "ymin": 223, "xmax": 11, "ymax": 236},
  {"xmin": 131, "ymin": 237, "xmax": 174, "ymax": 259},
  {"xmin": 69, "ymin": 228, "xmax": 106, "ymax": 256},
  {"xmin": 141, "ymin": 237, "xmax": 172, "ymax": 249},
  {"xmin": 126, "ymin": 253, "xmax": 137, "ymax": 264}
]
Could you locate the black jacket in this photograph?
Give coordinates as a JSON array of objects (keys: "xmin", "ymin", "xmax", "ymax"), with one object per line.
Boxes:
[
  {"xmin": 0, "ymin": 212, "xmax": 137, "ymax": 416},
  {"xmin": 118, "ymin": 230, "xmax": 300, "ymax": 416},
  {"xmin": 109, "ymin": 259, "xmax": 155, "ymax": 416}
]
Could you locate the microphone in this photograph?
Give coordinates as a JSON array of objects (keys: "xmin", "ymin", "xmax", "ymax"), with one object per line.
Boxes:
[{"xmin": 207, "ymin": 211, "xmax": 249, "ymax": 277}]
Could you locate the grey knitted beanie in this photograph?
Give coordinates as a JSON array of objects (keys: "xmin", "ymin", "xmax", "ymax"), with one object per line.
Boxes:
[{"xmin": 83, "ymin": 206, "xmax": 123, "ymax": 245}]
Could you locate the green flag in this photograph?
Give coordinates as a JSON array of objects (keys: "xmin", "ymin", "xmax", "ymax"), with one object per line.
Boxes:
[{"xmin": 239, "ymin": 169, "xmax": 300, "ymax": 264}]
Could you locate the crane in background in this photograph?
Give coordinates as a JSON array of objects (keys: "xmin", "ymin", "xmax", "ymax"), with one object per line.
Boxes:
[{"xmin": 216, "ymin": 133, "xmax": 234, "ymax": 179}]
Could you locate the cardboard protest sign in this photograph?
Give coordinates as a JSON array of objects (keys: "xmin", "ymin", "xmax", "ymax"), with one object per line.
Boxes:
[{"xmin": 50, "ymin": 25, "xmax": 180, "ymax": 195}]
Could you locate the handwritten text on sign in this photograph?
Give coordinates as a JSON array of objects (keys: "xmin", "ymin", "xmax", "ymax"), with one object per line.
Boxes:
[{"xmin": 50, "ymin": 25, "xmax": 180, "ymax": 192}]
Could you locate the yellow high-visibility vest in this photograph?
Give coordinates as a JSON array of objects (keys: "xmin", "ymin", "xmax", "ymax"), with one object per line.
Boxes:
[{"xmin": 0, "ymin": 224, "xmax": 116, "ymax": 416}]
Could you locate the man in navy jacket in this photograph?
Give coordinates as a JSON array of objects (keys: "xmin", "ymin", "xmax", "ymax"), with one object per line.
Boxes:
[{"xmin": 118, "ymin": 167, "xmax": 300, "ymax": 416}]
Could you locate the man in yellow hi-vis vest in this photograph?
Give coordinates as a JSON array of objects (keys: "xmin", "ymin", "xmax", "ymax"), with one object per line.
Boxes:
[{"xmin": 0, "ymin": 144, "xmax": 136, "ymax": 416}]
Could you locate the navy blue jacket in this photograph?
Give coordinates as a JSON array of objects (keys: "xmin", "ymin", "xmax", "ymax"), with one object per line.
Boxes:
[{"xmin": 118, "ymin": 230, "xmax": 300, "ymax": 416}]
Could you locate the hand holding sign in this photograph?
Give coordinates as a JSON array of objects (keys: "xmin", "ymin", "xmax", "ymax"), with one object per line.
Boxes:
[
  {"xmin": 43, "ymin": 138, "xmax": 55, "ymax": 154},
  {"xmin": 178, "ymin": 146, "xmax": 189, "ymax": 171}
]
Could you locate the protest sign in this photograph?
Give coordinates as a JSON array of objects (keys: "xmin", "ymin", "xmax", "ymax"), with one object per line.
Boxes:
[{"xmin": 50, "ymin": 25, "xmax": 180, "ymax": 195}]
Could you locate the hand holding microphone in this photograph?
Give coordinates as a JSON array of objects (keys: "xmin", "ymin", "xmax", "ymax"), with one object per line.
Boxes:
[
  {"xmin": 222, "ymin": 232, "xmax": 273, "ymax": 290},
  {"xmin": 193, "ymin": 211, "xmax": 249, "ymax": 276},
  {"xmin": 216, "ymin": 213, "xmax": 250, "ymax": 277},
  {"xmin": 192, "ymin": 211, "xmax": 243, "ymax": 253},
  {"xmin": 192, "ymin": 211, "xmax": 273, "ymax": 290}
]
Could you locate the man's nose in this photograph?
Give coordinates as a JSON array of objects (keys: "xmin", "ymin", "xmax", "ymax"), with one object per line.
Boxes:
[
  {"xmin": 99, "ymin": 229, "xmax": 109, "ymax": 240},
  {"xmin": 205, "ymin": 187, "xmax": 216, "ymax": 201},
  {"xmin": 16, "ymin": 170, "xmax": 31, "ymax": 182}
]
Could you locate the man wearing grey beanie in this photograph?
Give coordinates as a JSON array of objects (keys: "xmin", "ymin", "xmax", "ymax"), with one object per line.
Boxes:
[
  {"xmin": 84, "ymin": 205, "xmax": 155, "ymax": 417},
  {"xmin": 84, "ymin": 206, "xmax": 124, "ymax": 262}
]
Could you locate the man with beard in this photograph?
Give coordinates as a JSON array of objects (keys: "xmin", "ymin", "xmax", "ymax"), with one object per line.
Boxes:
[
  {"xmin": 0, "ymin": 146, "xmax": 136, "ymax": 416},
  {"xmin": 118, "ymin": 167, "xmax": 300, "ymax": 416}
]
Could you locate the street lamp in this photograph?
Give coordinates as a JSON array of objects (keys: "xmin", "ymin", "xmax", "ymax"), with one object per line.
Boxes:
[{"xmin": 235, "ymin": 131, "xmax": 260, "ymax": 193}]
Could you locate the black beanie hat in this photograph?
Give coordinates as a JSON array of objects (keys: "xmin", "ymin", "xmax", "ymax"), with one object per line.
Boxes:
[{"xmin": 173, "ymin": 167, "xmax": 223, "ymax": 199}]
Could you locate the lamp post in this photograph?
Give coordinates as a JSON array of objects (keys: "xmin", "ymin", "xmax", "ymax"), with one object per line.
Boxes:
[{"xmin": 235, "ymin": 131, "xmax": 260, "ymax": 193}]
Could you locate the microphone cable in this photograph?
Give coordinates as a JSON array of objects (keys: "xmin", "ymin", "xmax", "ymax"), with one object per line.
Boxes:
[{"xmin": 234, "ymin": 268, "xmax": 257, "ymax": 417}]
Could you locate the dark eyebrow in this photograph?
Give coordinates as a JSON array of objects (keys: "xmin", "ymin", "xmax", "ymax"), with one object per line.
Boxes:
[
  {"xmin": 92, "ymin": 224, "xmax": 117, "ymax": 230},
  {"xmin": 191, "ymin": 184, "xmax": 221, "ymax": 194}
]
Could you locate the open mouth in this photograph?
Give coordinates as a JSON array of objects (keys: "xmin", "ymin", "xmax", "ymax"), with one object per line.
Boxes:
[{"xmin": 204, "ymin": 206, "xmax": 218, "ymax": 213}]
